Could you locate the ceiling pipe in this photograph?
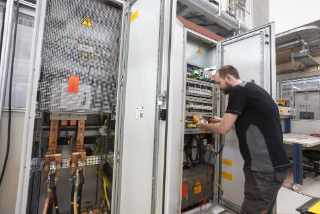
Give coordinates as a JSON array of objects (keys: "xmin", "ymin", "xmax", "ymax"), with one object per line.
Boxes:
[{"xmin": 276, "ymin": 40, "xmax": 300, "ymax": 52}]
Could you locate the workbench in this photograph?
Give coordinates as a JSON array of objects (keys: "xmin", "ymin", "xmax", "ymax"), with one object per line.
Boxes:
[{"xmin": 283, "ymin": 133, "xmax": 320, "ymax": 185}]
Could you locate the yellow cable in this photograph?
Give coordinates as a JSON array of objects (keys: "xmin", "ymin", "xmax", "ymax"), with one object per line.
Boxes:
[
  {"xmin": 93, "ymin": 144, "xmax": 110, "ymax": 209},
  {"xmin": 213, "ymin": 182, "xmax": 223, "ymax": 193}
]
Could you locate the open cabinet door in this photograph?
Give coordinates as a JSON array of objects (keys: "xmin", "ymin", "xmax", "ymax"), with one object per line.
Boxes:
[
  {"xmin": 114, "ymin": 0, "xmax": 166, "ymax": 214},
  {"xmin": 217, "ymin": 23, "xmax": 276, "ymax": 212}
]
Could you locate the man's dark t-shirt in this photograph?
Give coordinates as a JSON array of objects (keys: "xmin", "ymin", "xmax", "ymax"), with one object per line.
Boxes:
[{"xmin": 225, "ymin": 82, "xmax": 291, "ymax": 171}]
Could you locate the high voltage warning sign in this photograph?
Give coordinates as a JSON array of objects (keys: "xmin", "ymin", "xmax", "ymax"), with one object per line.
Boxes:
[
  {"xmin": 197, "ymin": 47, "xmax": 202, "ymax": 54},
  {"xmin": 81, "ymin": 16, "xmax": 93, "ymax": 28}
]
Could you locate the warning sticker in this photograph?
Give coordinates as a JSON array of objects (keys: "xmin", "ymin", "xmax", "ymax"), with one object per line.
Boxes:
[
  {"xmin": 182, "ymin": 185, "xmax": 188, "ymax": 197},
  {"xmin": 131, "ymin": 9, "xmax": 139, "ymax": 23},
  {"xmin": 222, "ymin": 172, "xmax": 233, "ymax": 181},
  {"xmin": 222, "ymin": 159, "xmax": 233, "ymax": 167},
  {"xmin": 81, "ymin": 16, "xmax": 93, "ymax": 28},
  {"xmin": 194, "ymin": 186, "xmax": 201, "ymax": 194},
  {"xmin": 195, "ymin": 180, "xmax": 201, "ymax": 186},
  {"xmin": 68, "ymin": 76, "xmax": 79, "ymax": 93},
  {"xmin": 135, "ymin": 107, "xmax": 143, "ymax": 120},
  {"xmin": 197, "ymin": 47, "xmax": 202, "ymax": 54}
]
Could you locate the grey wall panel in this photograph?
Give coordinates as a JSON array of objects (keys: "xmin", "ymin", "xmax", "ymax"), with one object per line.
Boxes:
[
  {"xmin": 221, "ymin": 34, "xmax": 263, "ymax": 207},
  {"xmin": 119, "ymin": 0, "xmax": 161, "ymax": 213},
  {"xmin": 0, "ymin": 112, "xmax": 25, "ymax": 214}
]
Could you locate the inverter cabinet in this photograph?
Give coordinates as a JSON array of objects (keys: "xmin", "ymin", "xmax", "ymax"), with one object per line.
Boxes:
[
  {"xmin": 173, "ymin": 21, "xmax": 276, "ymax": 213},
  {"xmin": 15, "ymin": 0, "xmax": 174, "ymax": 214}
]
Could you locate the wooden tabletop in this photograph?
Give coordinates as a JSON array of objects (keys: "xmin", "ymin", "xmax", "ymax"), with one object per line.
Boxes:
[{"xmin": 283, "ymin": 133, "xmax": 320, "ymax": 147}]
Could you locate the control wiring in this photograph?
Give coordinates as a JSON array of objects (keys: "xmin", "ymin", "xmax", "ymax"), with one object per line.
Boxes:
[
  {"xmin": 93, "ymin": 138, "xmax": 110, "ymax": 210},
  {"xmin": 185, "ymin": 135, "xmax": 201, "ymax": 167}
]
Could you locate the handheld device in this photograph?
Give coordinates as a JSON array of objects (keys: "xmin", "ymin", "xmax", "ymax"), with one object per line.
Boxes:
[
  {"xmin": 193, "ymin": 115, "xmax": 208, "ymax": 130},
  {"xmin": 193, "ymin": 115, "xmax": 207, "ymax": 123}
]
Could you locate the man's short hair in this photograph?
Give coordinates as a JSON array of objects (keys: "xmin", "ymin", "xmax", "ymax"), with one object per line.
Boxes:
[{"xmin": 217, "ymin": 65, "xmax": 240, "ymax": 80}]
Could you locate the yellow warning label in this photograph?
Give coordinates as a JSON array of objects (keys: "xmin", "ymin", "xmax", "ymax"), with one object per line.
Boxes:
[
  {"xmin": 131, "ymin": 9, "xmax": 139, "ymax": 23},
  {"xmin": 194, "ymin": 186, "xmax": 201, "ymax": 194},
  {"xmin": 197, "ymin": 47, "xmax": 202, "ymax": 54},
  {"xmin": 195, "ymin": 180, "xmax": 200, "ymax": 186},
  {"xmin": 222, "ymin": 172, "xmax": 233, "ymax": 181},
  {"xmin": 222, "ymin": 159, "xmax": 233, "ymax": 167},
  {"xmin": 81, "ymin": 16, "xmax": 93, "ymax": 28}
]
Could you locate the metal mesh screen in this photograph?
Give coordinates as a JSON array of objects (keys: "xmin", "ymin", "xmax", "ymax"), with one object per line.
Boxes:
[
  {"xmin": 181, "ymin": 164, "xmax": 213, "ymax": 210},
  {"xmin": 39, "ymin": 0, "xmax": 122, "ymax": 113}
]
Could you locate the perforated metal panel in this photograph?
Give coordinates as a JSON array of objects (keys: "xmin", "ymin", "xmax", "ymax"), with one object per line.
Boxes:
[
  {"xmin": 39, "ymin": 0, "xmax": 122, "ymax": 113},
  {"xmin": 181, "ymin": 164, "xmax": 213, "ymax": 210}
]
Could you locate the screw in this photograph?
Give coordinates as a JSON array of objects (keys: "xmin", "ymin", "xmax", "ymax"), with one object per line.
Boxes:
[
  {"xmin": 79, "ymin": 133, "xmax": 83, "ymax": 136},
  {"xmin": 57, "ymin": 165, "xmax": 61, "ymax": 169},
  {"xmin": 44, "ymin": 166, "xmax": 49, "ymax": 171},
  {"xmin": 80, "ymin": 123, "xmax": 83, "ymax": 126},
  {"xmin": 52, "ymin": 133, "xmax": 56, "ymax": 137},
  {"xmin": 71, "ymin": 163, "xmax": 76, "ymax": 167},
  {"xmin": 53, "ymin": 124, "xmax": 56, "ymax": 126}
]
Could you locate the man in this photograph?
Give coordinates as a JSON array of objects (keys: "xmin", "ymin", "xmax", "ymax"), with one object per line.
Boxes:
[{"xmin": 197, "ymin": 65, "xmax": 291, "ymax": 214}]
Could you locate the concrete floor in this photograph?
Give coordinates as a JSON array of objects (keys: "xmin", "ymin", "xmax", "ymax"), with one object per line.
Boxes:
[{"xmin": 277, "ymin": 172, "xmax": 320, "ymax": 214}]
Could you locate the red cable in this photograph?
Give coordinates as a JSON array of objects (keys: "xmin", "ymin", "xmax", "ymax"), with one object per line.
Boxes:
[
  {"xmin": 200, "ymin": 136, "xmax": 203, "ymax": 200},
  {"xmin": 282, "ymin": 168, "xmax": 318, "ymax": 198},
  {"xmin": 283, "ymin": 168, "xmax": 292, "ymax": 185}
]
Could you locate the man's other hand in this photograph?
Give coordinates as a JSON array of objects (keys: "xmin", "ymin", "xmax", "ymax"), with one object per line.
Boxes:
[
  {"xmin": 209, "ymin": 116, "xmax": 222, "ymax": 123},
  {"xmin": 197, "ymin": 120, "xmax": 206, "ymax": 131}
]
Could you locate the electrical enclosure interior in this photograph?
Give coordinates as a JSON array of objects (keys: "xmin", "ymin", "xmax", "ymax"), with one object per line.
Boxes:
[
  {"xmin": 181, "ymin": 30, "xmax": 217, "ymax": 212},
  {"xmin": 25, "ymin": 0, "xmax": 124, "ymax": 213}
]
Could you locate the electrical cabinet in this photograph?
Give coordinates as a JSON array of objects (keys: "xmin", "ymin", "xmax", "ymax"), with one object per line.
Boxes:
[
  {"xmin": 15, "ymin": 0, "xmax": 172, "ymax": 214},
  {"xmin": 173, "ymin": 20, "xmax": 276, "ymax": 213},
  {"xmin": 11, "ymin": 0, "xmax": 275, "ymax": 213}
]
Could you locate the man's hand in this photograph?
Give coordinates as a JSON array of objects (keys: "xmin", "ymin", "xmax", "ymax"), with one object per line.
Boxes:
[
  {"xmin": 209, "ymin": 116, "xmax": 222, "ymax": 123},
  {"xmin": 198, "ymin": 113, "xmax": 238, "ymax": 135},
  {"xmin": 196, "ymin": 120, "xmax": 206, "ymax": 131}
]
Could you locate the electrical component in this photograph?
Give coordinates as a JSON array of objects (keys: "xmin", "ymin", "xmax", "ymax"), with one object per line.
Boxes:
[
  {"xmin": 186, "ymin": 101, "xmax": 213, "ymax": 112},
  {"xmin": 186, "ymin": 84, "xmax": 212, "ymax": 98},
  {"xmin": 181, "ymin": 165, "xmax": 213, "ymax": 210}
]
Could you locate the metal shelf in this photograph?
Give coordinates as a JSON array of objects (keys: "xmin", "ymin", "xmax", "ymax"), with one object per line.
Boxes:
[
  {"xmin": 187, "ymin": 62, "xmax": 204, "ymax": 68},
  {"xmin": 186, "ymin": 78, "xmax": 215, "ymax": 87},
  {"xmin": 185, "ymin": 112, "xmax": 212, "ymax": 117},
  {"xmin": 186, "ymin": 96, "xmax": 212, "ymax": 104},
  {"xmin": 185, "ymin": 129, "xmax": 211, "ymax": 134}
]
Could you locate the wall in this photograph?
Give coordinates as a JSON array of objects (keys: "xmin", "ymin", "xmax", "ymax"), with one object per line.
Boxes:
[
  {"xmin": 269, "ymin": 0, "xmax": 320, "ymax": 34},
  {"xmin": 252, "ymin": 0, "xmax": 269, "ymax": 29}
]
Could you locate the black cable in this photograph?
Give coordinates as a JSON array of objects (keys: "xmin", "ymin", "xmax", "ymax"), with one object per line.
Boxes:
[
  {"xmin": 54, "ymin": 188, "xmax": 59, "ymax": 214},
  {"xmin": 186, "ymin": 135, "xmax": 202, "ymax": 167},
  {"xmin": 0, "ymin": 0, "xmax": 20, "ymax": 186}
]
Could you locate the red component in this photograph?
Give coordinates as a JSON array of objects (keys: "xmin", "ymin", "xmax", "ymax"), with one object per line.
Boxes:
[{"xmin": 182, "ymin": 185, "xmax": 188, "ymax": 197}]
